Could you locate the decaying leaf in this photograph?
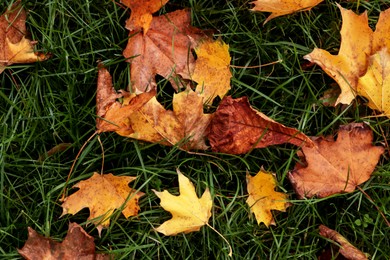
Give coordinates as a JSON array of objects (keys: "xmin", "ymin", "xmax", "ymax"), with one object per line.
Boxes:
[
  {"xmin": 304, "ymin": 4, "xmax": 372, "ymax": 105},
  {"xmin": 289, "ymin": 123, "xmax": 384, "ymax": 198},
  {"xmin": 18, "ymin": 223, "xmax": 110, "ymax": 260},
  {"xmin": 246, "ymin": 169, "xmax": 289, "ymax": 227},
  {"xmin": 192, "ymin": 39, "xmax": 232, "ymax": 104},
  {"xmin": 152, "ymin": 169, "xmax": 212, "ymax": 236},
  {"xmin": 250, "ymin": 0, "xmax": 323, "ymax": 25},
  {"xmin": 120, "ymin": 0, "xmax": 169, "ymax": 33},
  {"xmin": 357, "ymin": 49, "xmax": 390, "ymax": 117},
  {"xmin": 123, "ymin": 9, "xmax": 205, "ymax": 93},
  {"xmin": 0, "ymin": 2, "xmax": 48, "ymax": 73},
  {"xmin": 208, "ymin": 96, "xmax": 314, "ymax": 154},
  {"xmin": 61, "ymin": 173, "xmax": 144, "ymax": 235},
  {"xmin": 319, "ymin": 225, "xmax": 368, "ymax": 260}
]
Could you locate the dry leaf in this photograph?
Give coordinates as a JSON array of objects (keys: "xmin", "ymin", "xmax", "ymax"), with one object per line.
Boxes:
[
  {"xmin": 192, "ymin": 39, "xmax": 232, "ymax": 104},
  {"xmin": 304, "ymin": 4, "xmax": 372, "ymax": 105},
  {"xmin": 123, "ymin": 9, "xmax": 205, "ymax": 93},
  {"xmin": 250, "ymin": 0, "xmax": 323, "ymax": 25},
  {"xmin": 246, "ymin": 169, "xmax": 289, "ymax": 227},
  {"xmin": 0, "ymin": 2, "xmax": 48, "ymax": 73},
  {"xmin": 61, "ymin": 173, "xmax": 144, "ymax": 235},
  {"xmin": 357, "ymin": 49, "xmax": 390, "ymax": 117},
  {"xmin": 319, "ymin": 225, "xmax": 368, "ymax": 260},
  {"xmin": 289, "ymin": 123, "xmax": 384, "ymax": 198},
  {"xmin": 208, "ymin": 96, "xmax": 314, "ymax": 154},
  {"xmin": 372, "ymin": 8, "xmax": 390, "ymax": 54},
  {"xmin": 120, "ymin": 0, "xmax": 169, "ymax": 33},
  {"xmin": 152, "ymin": 169, "xmax": 212, "ymax": 236},
  {"xmin": 18, "ymin": 223, "xmax": 110, "ymax": 260}
]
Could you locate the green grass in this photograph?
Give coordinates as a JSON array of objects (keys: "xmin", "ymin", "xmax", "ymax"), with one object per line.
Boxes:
[{"xmin": 1, "ymin": 0, "xmax": 390, "ymax": 259}]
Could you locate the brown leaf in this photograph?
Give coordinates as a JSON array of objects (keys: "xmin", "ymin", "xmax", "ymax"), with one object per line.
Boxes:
[
  {"xmin": 208, "ymin": 96, "xmax": 314, "ymax": 154},
  {"xmin": 120, "ymin": 0, "xmax": 169, "ymax": 33},
  {"xmin": 0, "ymin": 2, "xmax": 48, "ymax": 73},
  {"xmin": 61, "ymin": 173, "xmax": 144, "ymax": 235},
  {"xmin": 319, "ymin": 225, "xmax": 368, "ymax": 260},
  {"xmin": 18, "ymin": 223, "xmax": 111, "ymax": 260},
  {"xmin": 123, "ymin": 9, "xmax": 205, "ymax": 93},
  {"xmin": 289, "ymin": 123, "xmax": 384, "ymax": 198}
]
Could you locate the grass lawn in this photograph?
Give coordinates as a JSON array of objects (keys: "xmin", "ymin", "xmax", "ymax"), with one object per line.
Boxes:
[{"xmin": 1, "ymin": 0, "xmax": 390, "ymax": 259}]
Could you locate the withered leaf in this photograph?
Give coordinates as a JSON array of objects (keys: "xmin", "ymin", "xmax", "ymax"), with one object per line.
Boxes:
[
  {"xmin": 61, "ymin": 173, "xmax": 144, "ymax": 236},
  {"xmin": 123, "ymin": 9, "xmax": 205, "ymax": 93},
  {"xmin": 208, "ymin": 96, "xmax": 313, "ymax": 154},
  {"xmin": 319, "ymin": 225, "xmax": 368, "ymax": 260},
  {"xmin": 289, "ymin": 123, "xmax": 384, "ymax": 198},
  {"xmin": 0, "ymin": 2, "xmax": 48, "ymax": 73},
  {"xmin": 18, "ymin": 223, "xmax": 110, "ymax": 260}
]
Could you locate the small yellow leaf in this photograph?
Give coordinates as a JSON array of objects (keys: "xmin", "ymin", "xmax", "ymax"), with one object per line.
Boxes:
[
  {"xmin": 192, "ymin": 39, "xmax": 232, "ymax": 104},
  {"xmin": 153, "ymin": 169, "xmax": 212, "ymax": 236},
  {"xmin": 246, "ymin": 170, "xmax": 289, "ymax": 227},
  {"xmin": 357, "ymin": 48, "xmax": 390, "ymax": 117},
  {"xmin": 61, "ymin": 173, "xmax": 144, "ymax": 235}
]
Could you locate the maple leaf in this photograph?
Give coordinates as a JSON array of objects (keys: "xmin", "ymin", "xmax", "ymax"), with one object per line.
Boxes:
[
  {"xmin": 357, "ymin": 49, "xmax": 390, "ymax": 117},
  {"xmin": 0, "ymin": 2, "xmax": 48, "ymax": 74},
  {"xmin": 372, "ymin": 8, "xmax": 390, "ymax": 54},
  {"xmin": 18, "ymin": 223, "xmax": 110, "ymax": 260},
  {"xmin": 61, "ymin": 173, "xmax": 144, "ymax": 235},
  {"xmin": 304, "ymin": 4, "xmax": 372, "ymax": 105},
  {"xmin": 120, "ymin": 0, "xmax": 169, "ymax": 33},
  {"xmin": 152, "ymin": 169, "xmax": 212, "ymax": 236},
  {"xmin": 207, "ymin": 96, "xmax": 314, "ymax": 154},
  {"xmin": 250, "ymin": 0, "xmax": 323, "ymax": 25},
  {"xmin": 123, "ymin": 9, "xmax": 205, "ymax": 93},
  {"xmin": 192, "ymin": 39, "xmax": 232, "ymax": 104},
  {"xmin": 288, "ymin": 123, "xmax": 384, "ymax": 198},
  {"xmin": 246, "ymin": 169, "xmax": 289, "ymax": 227},
  {"xmin": 319, "ymin": 225, "xmax": 368, "ymax": 260}
]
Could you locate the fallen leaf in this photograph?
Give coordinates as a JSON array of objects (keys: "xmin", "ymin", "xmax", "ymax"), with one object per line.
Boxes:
[
  {"xmin": 61, "ymin": 173, "xmax": 144, "ymax": 235},
  {"xmin": 152, "ymin": 169, "xmax": 212, "ymax": 235},
  {"xmin": 372, "ymin": 8, "xmax": 390, "ymax": 54},
  {"xmin": 18, "ymin": 223, "xmax": 110, "ymax": 260},
  {"xmin": 319, "ymin": 225, "xmax": 368, "ymax": 260},
  {"xmin": 123, "ymin": 9, "xmax": 205, "ymax": 93},
  {"xmin": 289, "ymin": 123, "xmax": 384, "ymax": 198},
  {"xmin": 192, "ymin": 39, "xmax": 232, "ymax": 104},
  {"xmin": 0, "ymin": 2, "xmax": 48, "ymax": 73},
  {"xmin": 246, "ymin": 169, "xmax": 289, "ymax": 227},
  {"xmin": 250, "ymin": 0, "xmax": 323, "ymax": 25},
  {"xmin": 120, "ymin": 0, "xmax": 169, "ymax": 33},
  {"xmin": 38, "ymin": 143, "xmax": 72, "ymax": 162},
  {"xmin": 208, "ymin": 96, "xmax": 314, "ymax": 154},
  {"xmin": 304, "ymin": 4, "xmax": 372, "ymax": 105},
  {"xmin": 357, "ymin": 49, "xmax": 390, "ymax": 117}
]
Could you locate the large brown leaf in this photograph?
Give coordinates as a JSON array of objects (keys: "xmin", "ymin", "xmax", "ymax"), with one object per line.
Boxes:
[
  {"xmin": 289, "ymin": 123, "xmax": 384, "ymax": 198},
  {"xmin": 18, "ymin": 223, "xmax": 110, "ymax": 260},
  {"xmin": 208, "ymin": 96, "xmax": 313, "ymax": 154},
  {"xmin": 123, "ymin": 9, "xmax": 205, "ymax": 93},
  {"xmin": 0, "ymin": 2, "xmax": 48, "ymax": 73}
]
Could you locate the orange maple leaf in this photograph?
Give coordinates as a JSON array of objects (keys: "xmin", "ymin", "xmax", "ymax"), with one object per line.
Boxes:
[
  {"xmin": 250, "ymin": 0, "xmax": 323, "ymax": 25},
  {"xmin": 208, "ymin": 96, "xmax": 313, "ymax": 154},
  {"xmin": 0, "ymin": 2, "xmax": 49, "ymax": 73},
  {"xmin": 18, "ymin": 223, "xmax": 110, "ymax": 260},
  {"xmin": 120, "ymin": 0, "xmax": 169, "ymax": 33},
  {"xmin": 288, "ymin": 123, "xmax": 384, "ymax": 198},
  {"xmin": 153, "ymin": 169, "xmax": 212, "ymax": 236},
  {"xmin": 246, "ymin": 170, "xmax": 289, "ymax": 227},
  {"xmin": 61, "ymin": 173, "xmax": 144, "ymax": 235},
  {"xmin": 305, "ymin": 5, "xmax": 390, "ymax": 106}
]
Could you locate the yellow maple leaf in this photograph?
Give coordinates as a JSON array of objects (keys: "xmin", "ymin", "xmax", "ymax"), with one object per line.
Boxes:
[
  {"xmin": 246, "ymin": 170, "xmax": 289, "ymax": 227},
  {"xmin": 357, "ymin": 49, "xmax": 390, "ymax": 117},
  {"xmin": 61, "ymin": 173, "xmax": 144, "ymax": 236},
  {"xmin": 0, "ymin": 3, "xmax": 48, "ymax": 73},
  {"xmin": 192, "ymin": 39, "xmax": 232, "ymax": 104},
  {"xmin": 250, "ymin": 0, "xmax": 323, "ymax": 25},
  {"xmin": 153, "ymin": 169, "xmax": 212, "ymax": 236}
]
